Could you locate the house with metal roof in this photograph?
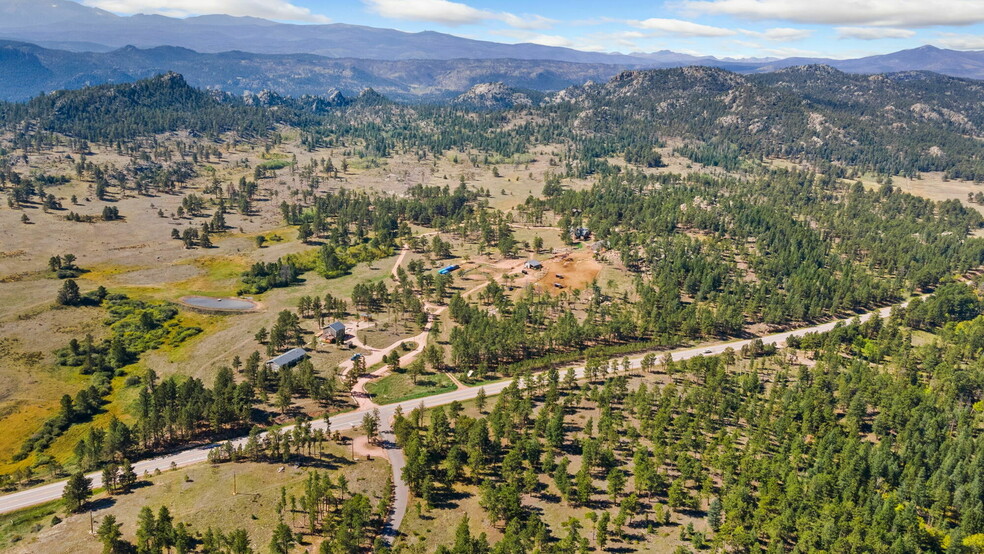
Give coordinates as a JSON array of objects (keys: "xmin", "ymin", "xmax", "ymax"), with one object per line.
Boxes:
[
  {"xmin": 265, "ymin": 348, "xmax": 307, "ymax": 371},
  {"xmin": 324, "ymin": 321, "xmax": 346, "ymax": 340},
  {"xmin": 438, "ymin": 264, "xmax": 460, "ymax": 275},
  {"xmin": 524, "ymin": 259, "xmax": 543, "ymax": 270}
]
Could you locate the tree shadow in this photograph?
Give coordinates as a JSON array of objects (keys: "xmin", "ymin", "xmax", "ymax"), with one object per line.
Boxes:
[
  {"xmin": 430, "ymin": 489, "xmax": 471, "ymax": 510},
  {"xmin": 291, "ymin": 453, "xmax": 350, "ymax": 470},
  {"xmin": 120, "ymin": 480, "xmax": 154, "ymax": 494},
  {"xmin": 88, "ymin": 496, "xmax": 117, "ymax": 511}
]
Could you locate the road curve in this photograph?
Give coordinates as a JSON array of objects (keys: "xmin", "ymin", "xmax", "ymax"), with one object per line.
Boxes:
[{"xmin": 0, "ymin": 302, "xmax": 900, "ymax": 515}]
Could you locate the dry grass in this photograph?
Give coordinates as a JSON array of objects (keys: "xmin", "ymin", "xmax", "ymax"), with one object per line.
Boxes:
[
  {"xmin": 860, "ymin": 171, "xmax": 984, "ymax": 214},
  {"xmin": 397, "ymin": 484, "xmax": 504, "ymax": 552},
  {"xmin": 0, "ymin": 138, "xmax": 417, "ymax": 472},
  {"xmin": 6, "ymin": 439, "xmax": 390, "ymax": 553}
]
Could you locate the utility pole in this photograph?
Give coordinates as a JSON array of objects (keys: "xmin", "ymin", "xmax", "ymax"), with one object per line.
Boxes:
[
  {"xmin": 233, "ymin": 473, "xmax": 237, "ymax": 496},
  {"xmin": 89, "ymin": 510, "xmax": 94, "ymax": 535}
]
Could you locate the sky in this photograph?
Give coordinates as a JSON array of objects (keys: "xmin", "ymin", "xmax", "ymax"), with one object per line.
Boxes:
[{"xmin": 78, "ymin": 0, "xmax": 984, "ymax": 59}]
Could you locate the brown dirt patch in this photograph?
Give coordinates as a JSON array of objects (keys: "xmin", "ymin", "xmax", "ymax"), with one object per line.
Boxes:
[
  {"xmin": 534, "ymin": 249, "xmax": 602, "ymax": 295},
  {"xmin": 352, "ymin": 435, "xmax": 386, "ymax": 459}
]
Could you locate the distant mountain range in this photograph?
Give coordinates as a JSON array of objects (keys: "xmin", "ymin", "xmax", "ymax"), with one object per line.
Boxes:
[
  {"xmin": 0, "ymin": 0, "xmax": 983, "ymax": 102},
  {"xmin": 0, "ymin": 40, "xmax": 635, "ymax": 102},
  {"xmin": 754, "ymin": 45, "xmax": 984, "ymax": 77},
  {"xmin": 0, "ymin": 0, "xmax": 670, "ymax": 65}
]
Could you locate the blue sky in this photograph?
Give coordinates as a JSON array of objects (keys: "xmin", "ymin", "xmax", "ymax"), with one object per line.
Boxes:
[{"xmin": 80, "ymin": 0, "xmax": 984, "ymax": 59}]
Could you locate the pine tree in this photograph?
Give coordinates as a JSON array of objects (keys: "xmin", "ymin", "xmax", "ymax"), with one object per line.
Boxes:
[
  {"xmin": 707, "ymin": 497, "xmax": 722, "ymax": 532},
  {"xmin": 269, "ymin": 522, "xmax": 294, "ymax": 554},
  {"xmin": 119, "ymin": 459, "xmax": 137, "ymax": 492},
  {"xmin": 62, "ymin": 471, "xmax": 92, "ymax": 513},
  {"xmin": 597, "ymin": 511, "xmax": 610, "ymax": 550},
  {"xmin": 97, "ymin": 514, "xmax": 125, "ymax": 554},
  {"xmin": 57, "ymin": 279, "xmax": 82, "ymax": 306},
  {"xmin": 135, "ymin": 506, "xmax": 156, "ymax": 553},
  {"xmin": 476, "ymin": 387, "xmax": 487, "ymax": 412}
]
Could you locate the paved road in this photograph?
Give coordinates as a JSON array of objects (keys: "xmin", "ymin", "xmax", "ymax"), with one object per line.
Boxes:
[
  {"xmin": 378, "ymin": 418, "xmax": 407, "ymax": 544},
  {"xmin": 0, "ymin": 301, "xmax": 900, "ymax": 515}
]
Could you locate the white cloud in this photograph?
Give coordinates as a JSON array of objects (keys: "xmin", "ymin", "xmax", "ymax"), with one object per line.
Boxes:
[
  {"xmin": 934, "ymin": 33, "xmax": 984, "ymax": 50},
  {"xmin": 741, "ymin": 27, "xmax": 813, "ymax": 41},
  {"xmin": 83, "ymin": 0, "xmax": 330, "ymax": 22},
  {"xmin": 835, "ymin": 27, "xmax": 917, "ymax": 40},
  {"xmin": 629, "ymin": 18, "xmax": 736, "ymax": 37},
  {"xmin": 678, "ymin": 0, "xmax": 984, "ymax": 27},
  {"xmin": 498, "ymin": 13, "xmax": 557, "ymax": 31},
  {"xmin": 363, "ymin": 0, "xmax": 553, "ymax": 29}
]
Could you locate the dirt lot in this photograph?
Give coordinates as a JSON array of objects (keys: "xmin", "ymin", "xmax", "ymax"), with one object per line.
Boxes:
[{"xmin": 531, "ymin": 248, "xmax": 603, "ymax": 295}]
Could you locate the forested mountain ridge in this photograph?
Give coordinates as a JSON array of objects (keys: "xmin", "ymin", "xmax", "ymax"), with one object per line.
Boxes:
[
  {"xmin": 0, "ymin": 72, "xmax": 273, "ymax": 140},
  {"xmin": 547, "ymin": 65, "xmax": 984, "ymax": 179},
  {"xmin": 451, "ymin": 83, "xmax": 539, "ymax": 110},
  {"xmin": 752, "ymin": 65, "xmax": 984, "ymax": 129},
  {"xmin": 3, "ymin": 66, "xmax": 984, "ymax": 179}
]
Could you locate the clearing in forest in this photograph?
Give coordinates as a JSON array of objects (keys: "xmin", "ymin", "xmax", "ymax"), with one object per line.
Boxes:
[{"xmin": 533, "ymin": 249, "xmax": 602, "ymax": 295}]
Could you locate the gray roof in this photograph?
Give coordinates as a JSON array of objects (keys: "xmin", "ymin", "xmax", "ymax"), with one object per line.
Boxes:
[
  {"xmin": 326, "ymin": 322, "xmax": 346, "ymax": 332},
  {"xmin": 525, "ymin": 259, "xmax": 542, "ymax": 267},
  {"xmin": 266, "ymin": 348, "xmax": 306, "ymax": 368}
]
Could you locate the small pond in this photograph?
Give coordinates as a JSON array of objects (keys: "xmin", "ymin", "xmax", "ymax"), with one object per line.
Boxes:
[{"xmin": 179, "ymin": 296, "xmax": 258, "ymax": 312}]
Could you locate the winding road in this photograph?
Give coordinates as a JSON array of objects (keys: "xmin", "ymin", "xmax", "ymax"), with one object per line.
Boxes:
[{"xmin": 0, "ymin": 300, "xmax": 903, "ymax": 516}]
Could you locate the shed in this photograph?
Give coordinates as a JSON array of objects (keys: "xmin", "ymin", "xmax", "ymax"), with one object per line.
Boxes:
[
  {"xmin": 524, "ymin": 259, "xmax": 543, "ymax": 270},
  {"xmin": 438, "ymin": 264, "xmax": 460, "ymax": 275},
  {"xmin": 324, "ymin": 321, "xmax": 346, "ymax": 340},
  {"xmin": 265, "ymin": 348, "xmax": 307, "ymax": 371}
]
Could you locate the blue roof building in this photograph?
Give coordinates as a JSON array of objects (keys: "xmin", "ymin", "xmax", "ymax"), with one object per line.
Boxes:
[
  {"xmin": 266, "ymin": 348, "xmax": 307, "ymax": 370},
  {"xmin": 438, "ymin": 264, "xmax": 460, "ymax": 275}
]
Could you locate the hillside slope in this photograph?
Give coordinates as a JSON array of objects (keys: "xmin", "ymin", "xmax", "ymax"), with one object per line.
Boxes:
[{"xmin": 547, "ymin": 65, "xmax": 984, "ymax": 178}]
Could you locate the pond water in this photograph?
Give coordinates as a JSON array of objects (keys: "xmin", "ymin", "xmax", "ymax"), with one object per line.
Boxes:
[{"xmin": 180, "ymin": 296, "xmax": 258, "ymax": 311}]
